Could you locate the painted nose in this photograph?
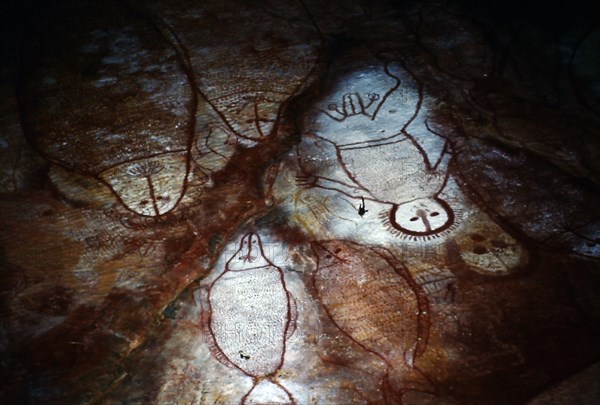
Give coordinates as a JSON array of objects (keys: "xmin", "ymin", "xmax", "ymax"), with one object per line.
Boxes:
[
  {"xmin": 416, "ymin": 209, "xmax": 432, "ymax": 232},
  {"xmin": 238, "ymin": 234, "xmax": 259, "ymax": 262}
]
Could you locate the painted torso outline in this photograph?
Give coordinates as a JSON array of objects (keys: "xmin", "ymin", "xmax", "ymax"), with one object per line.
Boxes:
[
  {"xmin": 298, "ymin": 60, "xmax": 456, "ymax": 239},
  {"xmin": 201, "ymin": 232, "xmax": 297, "ymax": 404},
  {"xmin": 311, "ymin": 240, "xmax": 435, "ymax": 401}
]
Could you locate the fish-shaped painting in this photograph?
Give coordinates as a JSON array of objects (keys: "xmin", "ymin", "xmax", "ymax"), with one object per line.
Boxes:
[{"xmin": 311, "ymin": 239, "xmax": 436, "ymax": 403}]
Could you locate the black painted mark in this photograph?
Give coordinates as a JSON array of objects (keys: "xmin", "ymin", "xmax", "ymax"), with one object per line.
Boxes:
[{"xmin": 358, "ymin": 196, "xmax": 368, "ymax": 217}]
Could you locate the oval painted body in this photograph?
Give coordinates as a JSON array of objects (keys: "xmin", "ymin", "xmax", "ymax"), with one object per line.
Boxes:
[
  {"xmin": 18, "ymin": 1, "xmax": 194, "ymax": 217},
  {"xmin": 311, "ymin": 240, "xmax": 429, "ymax": 367},
  {"xmin": 209, "ymin": 267, "xmax": 290, "ymax": 377},
  {"xmin": 340, "ymin": 141, "xmax": 441, "ymax": 204},
  {"xmin": 299, "ymin": 57, "xmax": 456, "ymax": 237},
  {"xmin": 142, "ymin": 0, "xmax": 320, "ymax": 141},
  {"xmin": 207, "ymin": 233, "xmax": 293, "ymax": 378}
]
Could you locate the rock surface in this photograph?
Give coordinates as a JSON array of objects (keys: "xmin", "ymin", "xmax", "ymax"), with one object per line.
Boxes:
[{"xmin": 1, "ymin": 0, "xmax": 599, "ymax": 404}]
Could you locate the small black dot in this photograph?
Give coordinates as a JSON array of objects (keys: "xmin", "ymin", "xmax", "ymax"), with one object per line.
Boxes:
[
  {"xmin": 410, "ymin": 217, "xmax": 419, "ymax": 221},
  {"xmin": 431, "ymin": 212, "xmax": 439, "ymax": 217}
]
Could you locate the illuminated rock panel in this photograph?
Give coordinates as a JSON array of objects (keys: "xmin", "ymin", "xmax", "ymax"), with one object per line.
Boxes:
[{"xmin": 1, "ymin": 1, "xmax": 599, "ymax": 404}]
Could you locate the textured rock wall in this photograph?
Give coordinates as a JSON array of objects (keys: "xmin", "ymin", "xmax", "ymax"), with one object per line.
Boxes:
[{"xmin": 1, "ymin": 0, "xmax": 599, "ymax": 404}]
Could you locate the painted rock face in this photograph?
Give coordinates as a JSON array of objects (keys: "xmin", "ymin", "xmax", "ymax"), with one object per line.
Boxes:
[
  {"xmin": 453, "ymin": 137, "xmax": 600, "ymax": 259},
  {"xmin": 99, "ymin": 153, "xmax": 188, "ymax": 216},
  {"xmin": 299, "ymin": 57, "xmax": 455, "ymax": 237},
  {"xmin": 204, "ymin": 233, "xmax": 295, "ymax": 402},
  {"xmin": 389, "ymin": 197, "xmax": 455, "ymax": 236},
  {"xmin": 201, "ymin": 55, "xmax": 314, "ymax": 141},
  {"xmin": 311, "ymin": 240, "xmax": 429, "ymax": 367},
  {"xmin": 18, "ymin": 1, "xmax": 194, "ymax": 217},
  {"xmin": 143, "ymin": 0, "xmax": 320, "ymax": 141}
]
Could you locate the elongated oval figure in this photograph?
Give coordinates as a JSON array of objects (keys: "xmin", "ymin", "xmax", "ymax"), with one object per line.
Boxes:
[
  {"xmin": 17, "ymin": 2, "xmax": 195, "ymax": 218},
  {"xmin": 140, "ymin": 0, "xmax": 319, "ymax": 142},
  {"xmin": 202, "ymin": 233, "xmax": 296, "ymax": 404},
  {"xmin": 299, "ymin": 56, "xmax": 456, "ymax": 240},
  {"xmin": 311, "ymin": 239, "xmax": 435, "ymax": 403}
]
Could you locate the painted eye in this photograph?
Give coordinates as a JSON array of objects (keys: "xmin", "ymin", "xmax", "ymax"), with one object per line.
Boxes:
[
  {"xmin": 140, "ymin": 200, "xmax": 148, "ymax": 206},
  {"xmin": 431, "ymin": 212, "xmax": 440, "ymax": 217},
  {"xmin": 410, "ymin": 217, "xmax": 419, "ymax": 221},
  {"xmin": 334, "ymin": 248, "xmax": 342, "ymax": 254},
  {"xmin": 253, "ymin": 240, "xmax": 257, "ymax": 244},
  {"xmin": 325, "ymin": 254, "xmax": 332, "ymax": 259}
]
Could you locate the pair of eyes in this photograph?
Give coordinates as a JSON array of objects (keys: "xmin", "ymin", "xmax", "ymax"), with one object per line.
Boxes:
[
  {"xmin": 139, "ymin": 195, "xmax": 170, "ymax": 206},
  {"xmin": 409, "ymin": 211, "xmax": 440, "ymax": 221},
  {"xmin": 324, "ymin": 247, "xmax": 342, "ymax": 259}
]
